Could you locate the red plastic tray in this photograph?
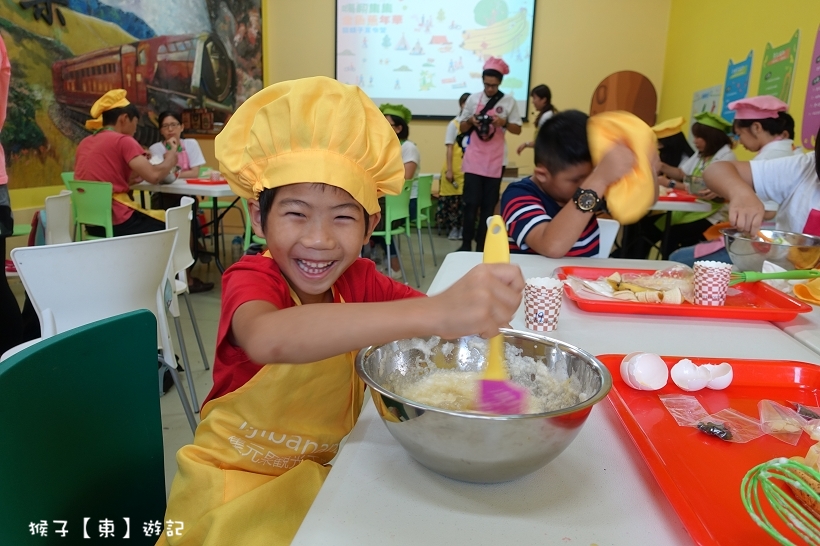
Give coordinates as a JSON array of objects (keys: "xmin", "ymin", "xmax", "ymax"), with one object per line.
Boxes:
[
  {"xmin": 598, "ymin": 354, "xmax": 820, "ymax": 546},
  {"xmin": 658, "ymin": 191, "xmax": 698, "ymax": 202},
  {"xmin": 185, "ymin": 178, "xmax": 227, "ymax": 185},
  {"xmin": 554, "ymin": 266, "xmax": 812, "ymax": 321}
]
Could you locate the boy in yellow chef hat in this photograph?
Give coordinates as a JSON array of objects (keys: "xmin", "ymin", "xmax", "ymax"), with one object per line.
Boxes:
[
  {"xmin": 156, "ymin": 76, "xmax": 524, "ymax": 546},
  {"xmin": 75, "ymin": 89, "xmax": 179, "ymax": 236}
]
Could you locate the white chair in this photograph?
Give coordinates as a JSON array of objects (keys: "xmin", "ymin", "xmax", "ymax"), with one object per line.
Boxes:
[
  {"xmin": 2, "ymin": 230, "xmax": 198, "ymax": 433},
  {"xmin": 596, "ymin": 218, "xmax": 620, "ymax": 258},
  {"xmin": 44, "ymin": 190, "xmax": 73, "ymax": 245},
  {"xmin": 165, "ymin": 196, "xmax": 211, "ymax": 413}
]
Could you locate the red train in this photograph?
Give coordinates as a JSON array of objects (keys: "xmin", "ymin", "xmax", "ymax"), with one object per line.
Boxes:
[{"xmin": 52, "ymin": 33, "xmax": 235, "ymax": 143}]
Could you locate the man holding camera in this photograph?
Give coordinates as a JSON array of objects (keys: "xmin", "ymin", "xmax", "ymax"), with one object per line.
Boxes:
[{"xmin": 456, "ymin": 57, "xmax": 522, "ymax": 251}]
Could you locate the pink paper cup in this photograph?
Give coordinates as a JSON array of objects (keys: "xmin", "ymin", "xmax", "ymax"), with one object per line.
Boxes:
[{"xmin": 694, "ymin": 261, "xmax": 732, "ymax": 306}]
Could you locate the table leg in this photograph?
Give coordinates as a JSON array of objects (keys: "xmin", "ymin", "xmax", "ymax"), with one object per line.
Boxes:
[
  {"xmin": 660, "ymin": 211, "xmax": 673, "ymax": 260},
  {"xmin": 212, "ymin": 197, "xmax": 225, "ymax": 273}
]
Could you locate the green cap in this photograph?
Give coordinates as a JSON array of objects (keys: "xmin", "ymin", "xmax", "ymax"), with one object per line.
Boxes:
[
  {"xmin": 379, "ymin": 103, "xmax": 412, "ymax": 123},
  {"xmin": 694, "ymin": 111, "xmax": 731, "ymax": 133}
]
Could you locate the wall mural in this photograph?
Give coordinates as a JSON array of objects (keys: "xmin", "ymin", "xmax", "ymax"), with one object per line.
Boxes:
[{"xmin": 0, "ymin": 0, "xmax": 262, "ymax": 190}]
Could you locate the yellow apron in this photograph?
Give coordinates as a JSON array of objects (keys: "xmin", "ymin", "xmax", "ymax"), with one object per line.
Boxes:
[
  {"xmin": 157, "ymin": 287, "xmax": 364, "ymax": 546},
  {"xmin": 113, "ymin": 192, "xmax": 165, "ymax": 222}
]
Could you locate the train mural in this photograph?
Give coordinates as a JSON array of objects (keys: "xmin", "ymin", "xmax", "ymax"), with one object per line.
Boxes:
[{"xmin": 51, "ymin": 32, "xmax": 236, "ymax": 144}]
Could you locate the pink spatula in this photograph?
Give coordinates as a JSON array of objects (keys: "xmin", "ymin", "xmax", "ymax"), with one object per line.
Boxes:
[{"xmin": 475, "ymin": 215, "xmax": 528, "ymax": 414}]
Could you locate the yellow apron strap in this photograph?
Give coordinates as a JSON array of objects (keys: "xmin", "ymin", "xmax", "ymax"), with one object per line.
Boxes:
[{"xmin": 113, "ymin": 192, "xmax": 165, "ymax": 222}]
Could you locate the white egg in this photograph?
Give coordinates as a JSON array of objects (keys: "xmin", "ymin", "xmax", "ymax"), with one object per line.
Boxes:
[
  {"xmin": 703, "ymin": 363, "xmax": 733, "ymax": 390},
  {"xmin": 671, "ymin": 359, "xmax": 710, "ymax": 391},
  {"xmin": 620, "ymin": 352, "xmax": 644, "ymax": 389},
  {"xmin": 625, "ymin": 352, "xmax": 669, "ymax": 391}
]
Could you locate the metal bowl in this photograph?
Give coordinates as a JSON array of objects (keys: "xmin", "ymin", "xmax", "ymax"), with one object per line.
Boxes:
[
  {"xmin": 355, "ymin": 329, "xmax": 612, "ymax": 483},
  {"xmin": 722, "ymin": 228, "xmax": 820, "ymax": 271}
]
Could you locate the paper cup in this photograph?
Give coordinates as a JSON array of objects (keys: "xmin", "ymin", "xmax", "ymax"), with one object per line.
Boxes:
[
  {"xmin": 525, "ymin": 277, "xmax": 563, "ymax": 331},
  {"xmin": 694, "ymin": 261, "xmax": 732, "ymax": 306}
]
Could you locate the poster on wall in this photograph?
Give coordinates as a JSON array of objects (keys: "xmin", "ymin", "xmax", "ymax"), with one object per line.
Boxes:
[
  {"xmin": 720, "ymin": 51, "xmax": 753, "ymax": 123},
  {"xmin": 690, "ymin": 84, "xmax": 722, "ymax": 142},
  {"xmin": 335, "ymin": 0, "xmax": 537, "ymax": 118},
  {"xmin": 0, "ymin": 1, "xmax": 263, "ymax": 190},
  {"xmin": 801, "ymin": 25, "xmax": 820, "ymax": 150},
  {"xmin": 757, "ymin": 30, "xmax": 800, "ymax": 103}
]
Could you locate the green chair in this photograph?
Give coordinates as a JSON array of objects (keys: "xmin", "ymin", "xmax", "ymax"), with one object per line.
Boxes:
[
  {"xmin": 409, "ymin": 174, "xmax": 438, "ymax": 277},
  {"xmin": 241, "ymin": 198, "xmax": 266, "ymax": 251},
  {"xmin": 0, "ymin": 310, "xmax": 166, "ymax": 545},
  {"xmin": 66, "ymin": 180, "xmax": 113, "ymax": 240},
  {"xmin": 371, "ymin": 180, "xmax": 420, "ymax": 287},
  {"xmin": 60, "ymin": 171, "xmax": 73, "ymax": 190}
]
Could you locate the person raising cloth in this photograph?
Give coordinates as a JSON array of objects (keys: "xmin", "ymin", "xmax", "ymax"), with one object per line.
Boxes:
[
  {"xmin": 74, "ymin": 89, "xmax": 178, "ymax": 237},
  {"xmin": 456, "ymin": 57, "xmax": 522, "ymax": 252}
]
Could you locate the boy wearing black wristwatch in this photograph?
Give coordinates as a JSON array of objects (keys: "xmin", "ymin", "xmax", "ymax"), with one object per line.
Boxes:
[{"xmin": 500, "ymin": 110, "xmax": 634, "ymax": 258}]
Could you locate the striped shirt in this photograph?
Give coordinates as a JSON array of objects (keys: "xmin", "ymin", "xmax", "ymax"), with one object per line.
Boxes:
[{"xmin": 500, "ymin": 177, "xmax": 600, "ymax": 256}]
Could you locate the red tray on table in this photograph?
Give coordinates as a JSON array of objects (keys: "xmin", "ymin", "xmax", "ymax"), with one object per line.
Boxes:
[
  {"xmin": 185, "ymin": 178, "xmax": 227, "ymax": 185},
  {"xmin": 598, "ymin": 354, "xmax": 820, "ymax": 546},
  {"xmin": 658, "ymin": 191, "xmax": 698, "ymax": 202},
  {"xmin": 554, "ymin": 266, "xmax": 811, "ymax": 321}
]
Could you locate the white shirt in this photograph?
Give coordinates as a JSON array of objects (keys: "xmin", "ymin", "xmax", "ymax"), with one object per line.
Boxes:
[
  {"xmin": 678, "ymin": 144, "xmax": 736, "ymax": 176},
  {"xmin": 444, "ymin": 118, "xmax": 459, "ymax": 145},
  {"xmin": 754, "ymin": 139, "xmax": 795, "ymax": 160},
  {"xmin": 456, "ymin": 91, "xmax": 523, "ymax": 126},
  {"xmin": 752, "ymin": 153, "xmax": 820, "ymax": 235},
  {"xmin": 536, "ymin": 109, "xmax": 554, "ymax": 129},
  {"xmin": 402, "ymin": 140, "xmax": 420, "ymax": 198},
  {"xmin": 149, "ymin": 138, "xmax": 206, "ymax": 171}
]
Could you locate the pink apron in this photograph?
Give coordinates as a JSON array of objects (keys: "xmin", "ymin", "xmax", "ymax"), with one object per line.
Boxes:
[{"xmin": 461, "ymin": 96, "xmax": 506, "ymax": 178}]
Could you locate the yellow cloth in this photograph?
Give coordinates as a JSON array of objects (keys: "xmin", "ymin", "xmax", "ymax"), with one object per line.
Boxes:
[
  {"xmin": 85, "ymin": 89, "xmax": 130, "ymax": 130},
  {"xmin": 157, "ymin": 285, "xmax": 365, "ymax": 546},
  {"xmin": 652, "ymin": 116, "xmax": 685, "ymax": 139},
  {"xmin": 215, "ymin": 76, "xmax": 404, "ymax": 214},
  {"xmin": 439, "ymin": 120, "xmax": 464, "ymax": 196},
  {"xmin": 587, "ymin": 111, "xmax": 657, "ymax": 225},
  {"xmin": 794, "ymin": 278, "xmax": 820, "ymax": 305},
  {"xmin": 112, "ymin": 193, "xmax": 165, "ymax": 222}
]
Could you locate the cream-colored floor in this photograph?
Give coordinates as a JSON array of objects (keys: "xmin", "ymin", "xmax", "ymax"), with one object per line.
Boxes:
[{"xmin": 9, "ymin": 228, "xmax": 463, "ymax": 494}]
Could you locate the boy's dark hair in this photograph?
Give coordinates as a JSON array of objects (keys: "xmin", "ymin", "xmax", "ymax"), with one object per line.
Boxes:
[
  {"xmin": 782, "ymin": 112, "xmax": 795, "ymax": 140},
  {"xmin": 102, "ymin": 103, "xmax": 140, "ymax": 127},
  {"xmin": 533, "ymin": 109, "xmax": 591, "ymax": 174},
  {"xmin": 258, "ymin": 185, "xmax": 370, "ymax": 236},
  {"xmin": 482, "ymin": 69, "xmax": 503, "ymax": 81},
  {"xmin": 732, "ymin": 111, "xmax": 791, "ymax": 138},
  {"xmin": 385, "ymin": 114, "xmax": 409, "ymax": 140},
  {"xmin": 659, "ymin": 132, "xmax": 694, "ymax": 167},
  {"xmin": 691, "ymin": 122, "xmax": 732, "ymax": 158}
]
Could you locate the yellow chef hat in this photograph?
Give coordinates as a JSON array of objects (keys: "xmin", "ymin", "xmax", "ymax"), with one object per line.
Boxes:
[
  {"xmin": 652, "ymin": 116, "xmax": 686, "ymax": 139},
  {"xmin": 215, "ymin": 76, "xmax": 404, "ymax": 214},
  {"xmin": 85, "ymin": 89, "xmax": 130, "ymax": 130},
  {"xmin": 587, "ymin": 111, "xmax": 658, "ymax": 225}
]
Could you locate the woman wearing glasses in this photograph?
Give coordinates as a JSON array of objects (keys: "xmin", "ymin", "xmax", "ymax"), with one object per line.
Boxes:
[{"xmin": 149, "ymin": 111, "xmax": 207, "ymax": 181}]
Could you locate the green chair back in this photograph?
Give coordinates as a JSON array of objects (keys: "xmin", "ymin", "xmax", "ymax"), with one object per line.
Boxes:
[
  {"xmin": 414, "ymin": 175, "xmax": 435, "ymax": 226},
  {"xmin": 372, "ymin": 180, "xmax": 413, "ymax": 244},
  {"xmin": 60, "ymin": 171, "xmax": 73, "ymax": 190},
  {"xmin": 67, "ymin": 180, "xmax": 113, "ymax": 240},
  {"xmin": 241, "ymin": 198, "xmax": 266, "ymax": 251},
  {"xmin": 0, "ymin": 310, "xmax": 165, "ymax": 545}
]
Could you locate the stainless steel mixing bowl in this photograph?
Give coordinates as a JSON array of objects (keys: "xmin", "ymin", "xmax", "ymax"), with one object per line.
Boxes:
[
  {"xmin": 355, "ymin": 329, "xmax": 612, "ymax": 483},
  {"xmin": 722, "ymin": 228, "xmax": 820, "ymax": 271}
]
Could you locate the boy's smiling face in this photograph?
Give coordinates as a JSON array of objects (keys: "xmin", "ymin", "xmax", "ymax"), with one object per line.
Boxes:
[{"xmin": 250, "ymin": 183, "xmax": 380, "ymax": 305}]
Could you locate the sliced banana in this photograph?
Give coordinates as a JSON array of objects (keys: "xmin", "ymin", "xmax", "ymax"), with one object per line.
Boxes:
[{"xmin": 661, "ymin": 287, "xmax": 683, "ymax": 305}]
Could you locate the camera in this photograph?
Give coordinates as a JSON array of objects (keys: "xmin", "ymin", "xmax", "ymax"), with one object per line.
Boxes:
[{"xmin": 474, "ymin": 114, "xmax": 495, "ymax": 140}]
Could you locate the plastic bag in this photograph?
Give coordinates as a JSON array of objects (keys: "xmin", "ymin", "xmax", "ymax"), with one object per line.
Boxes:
[
  {"xmin": 659, "ymin": 394, "xmax": 709, "ymax": 426},
  {"xmin": 620, "ymin": 264, "xmax": 695, "ymax": 303},
  {"xmin": 699, "ymin": 408, "xmax": 765, "ymax": 443},
  {"xmin": 759, "ymin": 400, "xmax": 804, "ymax": 445}
]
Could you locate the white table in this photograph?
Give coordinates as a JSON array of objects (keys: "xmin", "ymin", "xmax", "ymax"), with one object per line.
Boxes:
[
  {"xmin": 136, "ymin": 180, "xmax": 237, "ymax": 272},
  {"xmin": 293, "ymin": 253, "xmax": 820, "ymax": 545},
  {"xmin": 777, "ymin": 304, "xmax": 820, "ymax": 356}
]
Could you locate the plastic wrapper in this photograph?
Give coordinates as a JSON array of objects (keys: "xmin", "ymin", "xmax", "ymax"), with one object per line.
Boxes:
[
  {"xmin": 803, "ymin": 419, "xmax": 820, "ymax": 441},
  {"xmin": 758, "ymin": 400, "xmax": 804, "ymax": 445},
  {"xmin": 789, "ymin": 401, "xmax": 820, "ymax": 420},
  {"xmin": 699, "ymin": 408, "xmax": 765, "ymax": 443},
  {"xmin": 565, "ymin": 264, "xmax": 694, "ymax": 304},
  {"xmin": 621, "ymin": 265, "xmax": 695, "ymax": 303},
  {"xmin": 659, "ymin": 394, "xmax": 709, "ymax": 426}
]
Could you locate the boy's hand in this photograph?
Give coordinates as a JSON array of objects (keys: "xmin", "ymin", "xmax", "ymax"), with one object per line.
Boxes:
[
  {"xmin": 592, "ymin": 143, "xmax": 635, "ymax": 187},
  {"xmin": 431, "ymin": 264, "xmax": 524, "ymax": 339},
  {"xmin": 729, "ymin": 193, "xmax": 765, "ymax": 234}
]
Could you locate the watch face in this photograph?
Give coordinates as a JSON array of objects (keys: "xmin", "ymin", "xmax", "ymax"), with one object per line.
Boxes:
[{"xmin": 578, "ymin": 192, "xmax": 597, "ymax": 210}]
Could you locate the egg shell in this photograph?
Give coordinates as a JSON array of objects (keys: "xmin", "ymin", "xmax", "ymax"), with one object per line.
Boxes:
[
  {"xmin": 629, "ymin": 353, "xmax": 669, "ymax": 391},
  {"xmin": 703, "ymin": 363, "xmax": 733, "ymax": 390},
  {"xmin": 671, "ymin": 359, "xmax": 710, "ymax": 391},
  {"xmin": 620, "ymin": 352, "xmax": 644, "ymax": 389}
]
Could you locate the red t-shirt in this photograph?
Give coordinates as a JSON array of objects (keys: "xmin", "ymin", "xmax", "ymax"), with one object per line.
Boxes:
[
  {"xmin": 74, "ymin": 130, "xmax": 145, "ymax": 225},
  {"xmin": 204, "ymin": 255, "xmax": 425, "ymax": 406}
]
